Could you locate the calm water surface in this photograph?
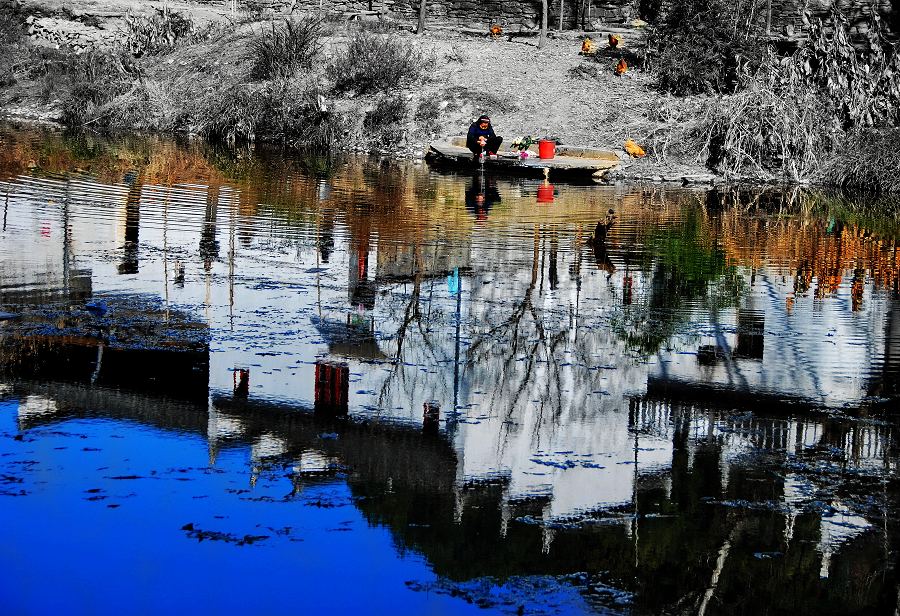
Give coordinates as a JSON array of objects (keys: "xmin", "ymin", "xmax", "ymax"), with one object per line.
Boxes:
[{"xmin": 1, "ymin": 125, "xmax": 900, "ymax": 615}]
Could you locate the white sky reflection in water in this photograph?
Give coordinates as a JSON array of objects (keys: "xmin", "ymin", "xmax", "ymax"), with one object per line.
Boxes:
[{"xmin": 1, "ymin": 127, "xmax": 899, "ymax": 615}]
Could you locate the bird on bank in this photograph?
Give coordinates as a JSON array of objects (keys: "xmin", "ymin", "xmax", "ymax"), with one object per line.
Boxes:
[
  {"xmin": 490, "ymin": 24, "xmax": 502, "ymax": 37},
  {"xmin": 608, "ymin": 33, "xmax": 621, "ymax": 48},
  {"xmin": 614, "ymin": 58, "xmax": 628, "ymax": 76},
  {"xmin": 581, "ymin": 37, "xmax": 595, "ymax": 54},
  {"xmin": 624, "ymin": 139, "xmax": 646, "ymax": 158}
]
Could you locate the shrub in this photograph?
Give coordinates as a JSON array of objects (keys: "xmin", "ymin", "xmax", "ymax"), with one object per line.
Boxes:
[
  {"xmin": 691, "ymin": 9, "xmax": 900, "ymax": 184},
  {"xmin": 190, "ymin": 81, "xmax": 268, "ymax": 143},
  {"xmin": 647, "ymin": 0, "xmax": 767, "ymax": 94},
  {"xmin": 364, "ymin": 95, "xmax": 407, "ymax": 142},
  {"xmin": 62, "ymin": 50, "xmax": 142, "ymax": 127},
  {"xmin": 250, "ymin": 17, "xmax": 323, "ymax": 81},
  {"xmin": 0, "ymin": 3, "xmax": 22, "ymax": 46},
  {"xmin": 414, "ymin": 93, "xmax": 442, "ymax": 133},
  {"xmin": 818, "ymin": 129, "xmax": 900, "ymax": 193},
  {"xmin": 258, "ymin": 80, "xmax": 344, "ymax": 149},
  {"xmin": 107, "ymin": 80, "xmax": 178, "ymax": 131},
  {"xmin": 123, "ymin": 8, "xmax": 195, "ymax": 57},
  {"xmin": 0, "ymin": 0, "xmax": 24, "ymax": 87},
  {"xmin": 189, "ymin": 79, "xmax": 344, "ymax": 150},
  {"xmin": 328, "ymin": 32, "xmax": 434, "ymax": 95},
  {"xmin": 793, "ymin": 9, "xmax": 900, "ymax": 130},
  {"xmin": 695, "ymin": 64, "xmax": 834, "ymax": 181}
]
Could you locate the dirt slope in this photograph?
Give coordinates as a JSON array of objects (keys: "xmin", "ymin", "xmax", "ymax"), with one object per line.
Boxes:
[{"xmin": 6, "ymin": 1, "xmax": 706, "ymax": 179}]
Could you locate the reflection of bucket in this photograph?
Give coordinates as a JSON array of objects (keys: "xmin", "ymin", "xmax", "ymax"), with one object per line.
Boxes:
[
  {"xmin": 538, "ymin": 139, "xmax": 556, "ymax": 159},
  {"xmin": 537, "ymin": 183, "xmax": 555, "ymax": 203}
]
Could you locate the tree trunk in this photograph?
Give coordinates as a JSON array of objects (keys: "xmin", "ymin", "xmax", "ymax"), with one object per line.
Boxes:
[
  {"xmin": 417, "ymin": 0, "xmax": 427, "ymax": 34},
  {"xmin": 539, "ymin": 0, "xmax": 548, "ymax": 48},
  {"xmin": 558, "ymin": 0, "xmax": 564, "ymax": 31}
]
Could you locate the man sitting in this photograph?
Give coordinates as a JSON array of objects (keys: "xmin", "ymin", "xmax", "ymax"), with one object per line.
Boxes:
[{"xmin": 466, "ymin": 115, "xmax": 503, "ymax": 159}]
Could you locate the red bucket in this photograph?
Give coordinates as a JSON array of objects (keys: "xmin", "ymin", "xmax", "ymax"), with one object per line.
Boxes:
[{"xmin": 538, "ymin": 139, "xmax": 556, "ymax": 159}]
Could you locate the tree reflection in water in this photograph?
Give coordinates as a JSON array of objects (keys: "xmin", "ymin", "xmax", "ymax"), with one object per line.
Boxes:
[{"xmin": 1, "ymin": 126, "xmax": 900, "ymax": 614}]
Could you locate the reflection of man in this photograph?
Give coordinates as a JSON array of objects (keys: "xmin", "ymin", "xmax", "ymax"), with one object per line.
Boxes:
[
  {"xmin": 591, "ymin": 241, "xmax": 616, "ymax": 279},
  {"xmin": 464, "ymin": 174, "xmax": 501, "ymax": 221}
]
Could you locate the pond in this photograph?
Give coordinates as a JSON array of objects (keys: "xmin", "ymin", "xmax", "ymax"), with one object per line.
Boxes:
[{"xmin": 1, "ymin": 124, "xmax": 899, "ymax": 615}]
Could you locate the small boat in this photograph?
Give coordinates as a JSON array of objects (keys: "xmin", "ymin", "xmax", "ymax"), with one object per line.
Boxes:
[{"xmin": 425, "ymin": 136, "xmax": 621, "ymax": 182}]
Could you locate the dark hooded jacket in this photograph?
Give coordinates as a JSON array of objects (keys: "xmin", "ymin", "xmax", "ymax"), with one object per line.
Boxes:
[{"xmin": 466, "ymin": 120, "xmax": 497, "ymax": 151}]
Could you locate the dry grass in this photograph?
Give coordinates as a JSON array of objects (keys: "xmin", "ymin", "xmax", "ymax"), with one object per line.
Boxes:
[
  {"xmin": 692, "ymin": 67, "xmax": 837, "ymax": 181},
  {"xmin": 250, "ymin": 16, "xmax": 323, "ymax": 80},
  {"xmin": 364, "ymin": 95, "xmax": 407, "ymax": 142},
  {"xmin": 328, "ymin": 32, "xmax": 434, "ymax": 95},
  {"xmin": 61, "ymin": 50, "xmax": 142, "ymax": 127},
  {"xmin": 0, "ymin": 0, "xmax": 25, "ymax": 87},
  {"xmin": 123, "ymin": 7, "xmax": 196, "ymax": 57},
  {"xmin": 818, "ymin": 129, "xmax": 900, "ymax": 193}
]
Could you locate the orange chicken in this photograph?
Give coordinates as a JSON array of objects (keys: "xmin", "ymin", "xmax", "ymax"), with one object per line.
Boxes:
[
  {"xmin": 614, "ymin": 58, "xmax": 627, "ymax": 76},
  {"xmin": 624, "ymin": 139, "xmax": 646, "ymax": 158},
  {"xmin": 490, "ymin": 24, "xmax": 502, "ymax": 37},
  {"xmin": 581, "ymin": 37, "xmax": 595, "ymax": 54},
  {"xmin": 608, "ymin": 33, "xmax": 621, "ymax": 48}
]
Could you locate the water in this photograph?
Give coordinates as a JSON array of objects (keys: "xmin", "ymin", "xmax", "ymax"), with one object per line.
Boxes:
[{"xmin": 1, "ymin": 124, "xmax": 899, "ymax": 615}]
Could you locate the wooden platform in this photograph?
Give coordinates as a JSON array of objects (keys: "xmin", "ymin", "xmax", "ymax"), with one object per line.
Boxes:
[{"xmin": 425, "ymin": 137, "xmax": 621, "ymax": 182}]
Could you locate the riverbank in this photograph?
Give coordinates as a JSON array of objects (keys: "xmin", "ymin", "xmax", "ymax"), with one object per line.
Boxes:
[
  {"xmin": 1, "ymin": 0, "xmax": 897, "ymax": 189},
  {"xmin": 0, "ymin": 0, "xmax": 722, "ymax": 182}
]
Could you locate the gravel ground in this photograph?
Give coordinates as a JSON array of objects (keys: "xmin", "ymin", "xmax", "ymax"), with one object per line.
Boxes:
[{"xmin": 4, "ymin": 0, "xmax": 717, "ymax": 182}]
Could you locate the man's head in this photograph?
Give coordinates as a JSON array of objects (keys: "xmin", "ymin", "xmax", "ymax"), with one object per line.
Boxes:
[{"xmin": 477, "ymin": 115, "xmax": 490, "ymax": 129}]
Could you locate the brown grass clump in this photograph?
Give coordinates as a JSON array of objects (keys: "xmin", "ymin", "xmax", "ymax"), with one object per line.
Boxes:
[
  {"xmin": 61, "ymin": 50, "xmax": 143, "ymax": 127},
  {"xmin": 818, "ymin": 129, "xmax": 900, "ymax": 193},
  {"xmin": 684, "ymin": 9, "xmax": 900, "ymax": 187},
  {"xmin": 250, "ymin": 17, "xmax": 323, "ymax": 80},
  {"xmin": 364, "ymin": 95, "xmax": 408, "ymax": 142},
  {"xmin": 123, "ymin": 7, "xmax": 197, "ymax": 57},
  {"xmin": 328, "ymin": 32, "xmax": 434, "ymax": 95},
  {"xmin": 0, "ymin": 0, "xmax": 25, "ymax": 87},
  {"xmin": 694, "ymin": 60, "xmax": 836, "ymax": 181}
]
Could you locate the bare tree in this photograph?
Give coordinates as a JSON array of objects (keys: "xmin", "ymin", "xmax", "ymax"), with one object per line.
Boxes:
[
  {"xmin": 417, "ymin": 0, "xmax": 427, "ymax": 34},
  {"xmin": 539, "ymin": 0, "xmax": 549, "ymax": 48}
]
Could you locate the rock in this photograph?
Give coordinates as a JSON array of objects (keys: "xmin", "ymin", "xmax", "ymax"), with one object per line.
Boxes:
[{"xmin": 681, "ymin": 174, "xmax": 716, "ymax": 185}]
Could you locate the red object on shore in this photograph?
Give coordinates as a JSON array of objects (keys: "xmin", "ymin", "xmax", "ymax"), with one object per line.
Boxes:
[{"xmin": 538, "ymin": 139, "xmax": 556, "ymax": 159}]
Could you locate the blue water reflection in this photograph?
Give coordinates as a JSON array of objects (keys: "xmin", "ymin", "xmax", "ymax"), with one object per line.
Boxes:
[
  {"xmin": 0, "ymin": 406, "xmax": 546, "ymax": 615},
  {"xmin": 1, "ymin": 125, "xmax": 899, "ymax": 615}
]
